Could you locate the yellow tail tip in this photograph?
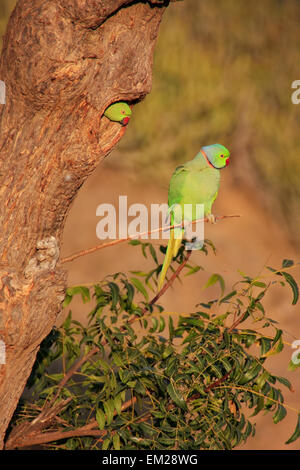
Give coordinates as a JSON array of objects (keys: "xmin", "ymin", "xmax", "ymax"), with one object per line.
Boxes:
[{"xmin": 157, "ymin": 236, "xmax": 182, "ymax": 292}]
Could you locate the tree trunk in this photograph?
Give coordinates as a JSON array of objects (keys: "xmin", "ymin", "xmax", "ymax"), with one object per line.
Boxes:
[{"xmin": 0, "ymin": 0, "xmax": 169, "ymax": 448}]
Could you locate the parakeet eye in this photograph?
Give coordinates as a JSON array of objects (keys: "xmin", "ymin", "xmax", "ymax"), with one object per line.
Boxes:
[{"xmin": 220, "ymin": 154, "xmax": 224, "ymax": 158}]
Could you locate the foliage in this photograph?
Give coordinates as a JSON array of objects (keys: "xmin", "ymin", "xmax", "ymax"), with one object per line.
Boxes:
[{"xmin": 8, "ymin": 241, "xmax": 300, "ymax": 450}]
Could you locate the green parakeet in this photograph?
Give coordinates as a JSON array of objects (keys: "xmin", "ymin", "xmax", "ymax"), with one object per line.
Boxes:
[
  {"xmin": 103, "ymin": 102, "xmax": 132, "ymax": 126},
  {"xmin": 157, "ymin": 144, "xmax": 230, "ymax": 291}
]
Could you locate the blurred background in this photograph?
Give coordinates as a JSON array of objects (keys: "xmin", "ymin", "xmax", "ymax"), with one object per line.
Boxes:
[{"xmin": 1, "ymin": 0, "xmax": 300, "ymax": 450}]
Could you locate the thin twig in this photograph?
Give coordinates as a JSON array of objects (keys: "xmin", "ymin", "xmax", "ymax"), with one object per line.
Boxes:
[
  {"xmin": 6, "ymin": 426, "xmax": 106, "ymax": 449},
  {"xmin": 227, "ymin": 311, "xmax": 249, "ymax": 333},
  {"xmin": 5, "ymin": 395, "xmax": 139, "ymax": 449},
  {"xmin": 60, "ymin": 214, "xmax": 240, "ymax": 264},
  {"xmin": 51, "ymin": 347, "xmax": 99, "ymax": 403},
  {"xmin": 138, "ymin": 250, "xmax": 192, "ymax": 317},
  {"xmin": 204, "ymin": 371, "xmax": 232, "ymax": 393}
]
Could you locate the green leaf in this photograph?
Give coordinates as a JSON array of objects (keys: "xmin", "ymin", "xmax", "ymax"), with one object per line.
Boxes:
[
  {"xmin": 204, "ymin": 238, "xmax": 216, "ymax": 254},
  {"xmin": 114, "ymin": 394, "xmax": 122, "ymax": 415},
  {"xmin": 276, "ymin": 376, "xmax": 293, "ymax": 391},
  {"xmin": 281, "ymin": 271, "xmax": 299, "ymax": 305},
  {"xmin": 129, "ymin": 240, "xmax": 141, "ymax": 246},
  {"xmin": 79, "ymin": 286, "xmax": 90, "ymax": 303},
  {"xmin": 130, "ymin": 277, "xmax": 149, "ymax": 301},
  {"xmin": 102, "ymin": 438, "xmax": 110, "ymax": 450},
  {"xmin": 150, "ymin": 317, "xmax": 158, "ymax": 333},
  {"xmin": 158, "ymin": 315, "xmax": 166, "ymax": 333},
  {"xmin": 131, "ymin": 270, "xmax": 147, "ymax": 277},
  {"xmin": 141, "ymin": 243, "xmax": 148, "ymax": 259},
  {"xmin": 112, "ymin": 433, "xmax": 121, "ymax": 450},
  {"xmin": 138, "ymin": 422, "xmax": 158, "ymax": 438},
  {"xmin": 273, "ymin": 404, "xmax": 287, "ymax": 424},
  {"xmin": 169, "ymin": 316, "xmax": 175, "ymax": 341},
  {"xmin": 219, "ymin": 290, "xmax": 237, "ymax": 304},
  {"xmin": 251, "ymin": 396, "xmax": 265, "ymax": 416},
  {"xmin": 272, "ymin": 329, "xmax": 283, "ymax": 345},
  {"xmin": 124, "ymin": 280, "xmax": 135, "ymax": 306},
  {"xmin": 237, "ymin": 269, "xmax": 252, "ymax": 281},
  {"xmin": 261, "ymin": 336, "xmax": 283, "ymax": 357},
  {"xmin": 108, "ymin": 282, "xmax": 120, "ymax": 309},
  {"xmin": 212, "ymin": 312, "xmax": 229, "ymax": 325},
  {"xmin": 96, "ymin": 408, "xmax": 106, "ymax": 430},
  {"xmin": 285, "ymin": 414, "xmax": 300, "ymax": 444},
  {"xmin": 62, "ymin": 311, "xmax": 72, "ymax": 327},
  {"xmin": 239, "ymin": 363, "xmax": 262, "ymax": 385},
  {"xmin": 282, "ymin": 259, "xmax": 294, "ymax": 268},
  {"xmin": 184, "ymin": 265, "xmax": 202, "ymax": 276},
  {"xmin": 103, "ymin": 399, "xmax": 115, "ymax": 425},
  {"xmin": 86, "ymin": 375, "xmax": 107, "ymax": 383},
  {"xmin": 255, "ymin": 370, "xmax": 270, "ymax": 389},
  {"xmin": 63, "ymin": 286, "xmax": 90, "ymax": 307},
  {"xmin": 162, "ymin": 345, "xmax": 174, "ymax": 359},
  {"xmin": 149, "ymin": 244, "xmax": 158, "ymax": 264},
  {"xmin": 167, "ymin": 382, "xmax": 187, "ymax": 410},
  {"xmin": 111, "ymin": 352, "xmax": 125, "ymax": 367},
  {"xmin": 63, "ymin": 295, "xmax": 73, "ymax": 308},
  {"xmin": 203, "ymin": 273, "xmax": 225, "ymax": 296},
  {"xmin": 251, "ymin": 281, "xmax": 267, "ymax": 288},
  {"xmin": 270, "ymin": 267, "xmax": 299, "ymax": 305}
]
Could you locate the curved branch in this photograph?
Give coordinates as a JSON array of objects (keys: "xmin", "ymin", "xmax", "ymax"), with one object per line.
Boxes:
[{"xmin": 61, "ymin": 214, "xmax": 241, "ymax": 264}]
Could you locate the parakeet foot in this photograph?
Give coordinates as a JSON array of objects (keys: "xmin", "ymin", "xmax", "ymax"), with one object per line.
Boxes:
[{"xmin": 206, "ymin": 214, "xmax": 217, "ymax": 224}]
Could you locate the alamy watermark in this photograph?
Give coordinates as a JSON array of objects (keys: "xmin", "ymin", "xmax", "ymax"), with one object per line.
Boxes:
[
  {"xmin": 96, "ymin": 196, "xmax": 205, "ymax": 250},
  {"xmin": 0, "ymin": 340, "xmax": 6, "ymax": 364},
  {"xmin": 0, "ymin": 80, "xmax": 5, "ymax": 105},
  {"xmin": 291, "ymin": 80, "xmax": 300, "ymax": 104},
  {"xmin": 291, "ymin": 340, "xmax": 300, "ymax": 365}
]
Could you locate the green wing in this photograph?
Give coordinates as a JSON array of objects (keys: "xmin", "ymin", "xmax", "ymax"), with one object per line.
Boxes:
[
  {"xmin": 158, "ymin": 159, "xmax": 220, "ymax": 291},
  {"xmin": 158, "ymin": 165, "xmax": 188, "ymax": 291},
  {"xmin": 168, "ymin": 165, "xmax": 188, "ymax": 207},
  {"xmin": 169, "ymin": 164, "xmax": 219, "ymax": 218}
]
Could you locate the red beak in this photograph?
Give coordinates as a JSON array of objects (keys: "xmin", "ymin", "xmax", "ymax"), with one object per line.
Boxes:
[
  {"xmin": 121, "ymin": 117, "xmax": 130, "ymax": 126},
  {"xmin": 226, "ymin": 158, "xmax": 230, "ymax": 166}
]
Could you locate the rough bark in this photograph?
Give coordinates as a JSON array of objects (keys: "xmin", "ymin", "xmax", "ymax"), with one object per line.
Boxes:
[{"xmin": 0, "ymin": 0, "xmax": 168, "ymax": 448}]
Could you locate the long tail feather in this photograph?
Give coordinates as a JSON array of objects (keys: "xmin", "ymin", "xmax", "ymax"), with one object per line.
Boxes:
[
  {"xmin": 172, "ymin": 237, "xmax": 182, "ymax": 258},
  {"xmin": 158, "ymin": 230, "xmax": 182, "ymax": 291}
]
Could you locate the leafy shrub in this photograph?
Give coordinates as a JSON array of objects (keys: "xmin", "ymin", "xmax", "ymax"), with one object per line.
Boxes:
[{"xmin": 7, "ymin": 240, "xmax": 300, "ymax": 450}]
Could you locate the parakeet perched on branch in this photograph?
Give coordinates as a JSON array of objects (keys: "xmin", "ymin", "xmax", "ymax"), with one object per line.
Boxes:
[
  {"xmin": 157, "ymin": 144, "xmax": 230, "ymax": 291},
  {"xmin": 103, "ymin": 102, "xmax": 132, "ymax": 126}
]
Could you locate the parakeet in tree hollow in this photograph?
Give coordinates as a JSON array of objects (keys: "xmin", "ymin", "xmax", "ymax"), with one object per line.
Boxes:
[
  {"xmin": 103, "ymin": 102, "xmax": 132, "ymax": 126},
  {"xmin": 157, "ymin": 144, "xmax": 230, "ymax": 291}
]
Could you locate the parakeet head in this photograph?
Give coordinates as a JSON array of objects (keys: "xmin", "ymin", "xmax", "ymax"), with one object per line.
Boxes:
[
  {"xmin": 201, "ymin": 144, "xmax": 230, "ymax": 169},
  {"xmin": 103, "ymin": 101, "xmax": 132, "ymax": 126}
]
